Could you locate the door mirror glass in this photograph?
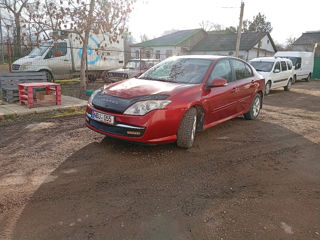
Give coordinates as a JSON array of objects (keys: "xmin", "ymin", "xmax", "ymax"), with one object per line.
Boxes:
[
  {"xmin": 274, "ymin": 69, "xmax": 280, "ymax": 73},
  {"xmin": 210, "ymin": 78, "xmax": 227, "ymax": 87}
]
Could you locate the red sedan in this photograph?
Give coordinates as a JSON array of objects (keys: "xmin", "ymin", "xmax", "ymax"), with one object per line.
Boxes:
[{"xmin": 85, "ymin": 56, "xmax": 265, "ymax": 148}]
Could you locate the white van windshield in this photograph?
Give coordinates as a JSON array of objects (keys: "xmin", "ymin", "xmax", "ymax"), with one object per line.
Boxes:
[
  {"xmin": 250, "ymin": 61, "xmax": 274, "ymax": 72},
  {"xmin": 28, "ymin": 42, "xmax": 52, "ymax": 57}
]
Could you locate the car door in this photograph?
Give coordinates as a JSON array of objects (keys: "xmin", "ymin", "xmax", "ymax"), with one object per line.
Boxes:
[
  {"xmin": 229, "ymin": 59, "xmax": 256, "ymax": 113},
  {"xmin": 277, "ymin": 60, "xmax": 289, "ymax": 87},
  {"xmin": 202, "ymin": 59, "xmax": 238, "ymax": 124},
  {"xmin": 44, "ymin": 41, "xmax": 72, "ymax": 78},
  {"xmin": 271, "ymin": 61, "xmax": 282, "ymax": 88}
]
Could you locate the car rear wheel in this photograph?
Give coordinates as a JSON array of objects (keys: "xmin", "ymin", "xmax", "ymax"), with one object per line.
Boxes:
[
  {"xmin": 244, "ymin": 94, "xmax": 261, "ymax": 120},
  {"xmin": 284, "ymin": 79, "xmax": 292, "ymax": 91},
  {"xmin": 177, "ymin": 107, "xmax": 197, "ymax": 149},
  {"xmin": 265, "ymin": 81, "xmax": 271, "ymax": 95}
]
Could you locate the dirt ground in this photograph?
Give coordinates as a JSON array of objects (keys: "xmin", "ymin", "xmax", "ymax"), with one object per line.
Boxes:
[{"xmin": 0, "ymin": 80, "xmax": 320, "ymax": 240}]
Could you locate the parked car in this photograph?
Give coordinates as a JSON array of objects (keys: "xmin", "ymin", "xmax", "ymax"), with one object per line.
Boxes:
[
  {"xmin": 107, "ymin": 59, "xmax": 160, "ymax": 82},
  {"xmin": 250, "ymin": 57, "xmax": 293, "ymax": 95},
  {"xmin": 274, "ymin": 51, "xmax": 314, "ymax": 83},
  {"xmin": 85, "ymin": 56, "xmax": 265, "ymax": 148},
  {"xmin": 12, "ymin": 30, "xmax": 124, "ymax": 82}
]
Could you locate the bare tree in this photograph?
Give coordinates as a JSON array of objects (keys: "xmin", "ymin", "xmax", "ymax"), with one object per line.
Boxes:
[
  {"xmin": 199, "ymin": 20, "xmax": 222, "ymax": 32},
  {"xmin": 285, "ymin": 37, "xmax": 297, "ymax": 50},
  {"xmin": 139, "ymin": 33, "xmax": 148, "ymax": 42},
  {"xmin": 0, "ymin": 0, "xmax": 28, "ymax": 57}
]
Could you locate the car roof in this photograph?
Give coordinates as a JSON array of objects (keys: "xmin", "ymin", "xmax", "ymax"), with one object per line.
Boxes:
[
  {"xmin": 250, "ymin": 57, "xmax": 290, "ymax": 62},
  {"xmin": 169, "ymin": 55, "xmax": 233, "ymax": 61}
]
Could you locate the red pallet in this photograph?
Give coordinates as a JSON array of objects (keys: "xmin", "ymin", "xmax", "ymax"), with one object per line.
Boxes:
[{"xmin": 18, "ymin": 82, "xmax": 61, "ymax": 108}]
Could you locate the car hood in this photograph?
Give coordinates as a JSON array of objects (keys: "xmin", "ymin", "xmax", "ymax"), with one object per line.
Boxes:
[
  {"xmin": 92, "ymin": 78, "xmax": 196, "ymax": 113},
  {"xmin": 102, "ymin": 78, "xmax": 194, "ymax": 98},
  {"xmin": 13, "ymin": 56, "xmax": 41, "ymax": 65},
  {"xmin": 257, "ymin": 71, "xmax": 270, "ymax": 80}
]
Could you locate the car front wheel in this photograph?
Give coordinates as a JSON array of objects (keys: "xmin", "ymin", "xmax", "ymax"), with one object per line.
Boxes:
[
  {"xmin": 284, "ymin": 79, "xmax": 292, "ymax": 91},
  {"xmin": 244, "ymin": 94, "xmax": 262, "ymax": 120},
  {"xmin": 177, "ymin": 107, "xmax": 197, "ymax": 148},
  {"xmin": 265, "ymin": 81, "xmax": 271, "ymax": 95}
]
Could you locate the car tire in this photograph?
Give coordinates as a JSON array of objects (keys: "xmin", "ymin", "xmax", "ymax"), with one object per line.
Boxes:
[
  {"xmin": 284, "ymin": 78, "xmax": 292, "ymax": 91},
  {"xmin": 292, "ymin": 75, "xmax": 296, "ymax": 84},
  {"xmin": 306, "ymin": 73, "xmax": 311, "ymax": 82},
  {"xmin": 265, "ymin": 81, "xmax": 271, "ymax": 95},
  {"xmin": 40, "ymin": 70, "xmax": 54, "ymax": 82},
  {"xmin": 177, "ymin": 107, "xmax": 197, "ymax": 149},
  {"xmin": 244, "ymin": 94, "xmax": 262, "ymax": 120}
]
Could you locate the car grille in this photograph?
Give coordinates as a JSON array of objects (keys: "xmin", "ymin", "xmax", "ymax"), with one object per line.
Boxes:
[
  {"xmin": 12, "ymin": 64, "xmax": 20, "ymax": 70},
  {"xmin": 88, "ymin": 118, "xmax": 145, "ymax": 137}
]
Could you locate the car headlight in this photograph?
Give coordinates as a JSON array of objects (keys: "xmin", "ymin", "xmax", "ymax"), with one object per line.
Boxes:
[
  {"xmin": 88, "ymin": 89, "xmax": 102, "ymax": 106},
  {"xmin": 124, "ymin": 100, "xmax": 171, "ymax": 116}
]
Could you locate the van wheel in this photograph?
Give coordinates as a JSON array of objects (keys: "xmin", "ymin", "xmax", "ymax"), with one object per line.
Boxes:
[
  {"xmin": 40, "ymin": 70, "xmax": 54, "ymax": 82},
  {"xmin": 265, "ymin": 81, "xmax": 271, "ymax": 95},
  {"xmin": 177, "ymin": 108, "xmax": 197, "ymax": 149},
  {"xmin": 306, "ymin": 73, "xmax": 311, "ymax": 82},
  {"xmin": 284, "ymin": 79, "xmax": 292, "ymax": 91},
  {"xmin": 244, "ymin": 94, "xmax": 262, "ymax": 120}
]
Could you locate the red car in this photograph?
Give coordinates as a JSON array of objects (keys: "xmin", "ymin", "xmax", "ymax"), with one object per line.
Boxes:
[{"xmin": 85, "ymin": 56, "xmax": 265, "ymax": 148}]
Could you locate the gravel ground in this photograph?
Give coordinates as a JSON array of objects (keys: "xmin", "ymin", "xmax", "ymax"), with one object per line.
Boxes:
[{"xmin": 0, "ymin": 80, "xmax": 320, "ymax": 240}]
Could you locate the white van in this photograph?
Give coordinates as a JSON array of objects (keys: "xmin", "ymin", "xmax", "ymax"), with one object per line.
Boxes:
[
  {"xmin": 250, "ymin": 57, "xmax": 294, "ymax": 95},
  {"xmin": 274, "ymin": 51, "xmax": 314, "ymax": 83},
  {"xmin": 12, "ymin": 31, "xmax": 125, "ymax": 81}
]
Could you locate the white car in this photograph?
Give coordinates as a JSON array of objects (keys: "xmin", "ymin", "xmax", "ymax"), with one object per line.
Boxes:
[
  {"xmin": 274, "ymin": 51, "xmax": 314, "ymax": 83},
  {"xmin": 249, "ymin": 57, "xmax": 294, "ymax": 95}
]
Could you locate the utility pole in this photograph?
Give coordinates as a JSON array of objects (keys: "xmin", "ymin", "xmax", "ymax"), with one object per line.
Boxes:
[
  {"xmin": 0, "ymin": 11, "xmax": 4, "ymax": 64},
  {"xmin": 235, "ymin": 1, "xmax": 244, "ymax": 58}
]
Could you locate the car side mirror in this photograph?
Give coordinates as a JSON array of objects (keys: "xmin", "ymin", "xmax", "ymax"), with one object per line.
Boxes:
[
  {"xmin": 209, "ymin": 78, "xmax": 228, "ymax": 88},
  {"xmin": 274, "ymin": 69, "xmax": 280, "ymax": 73}
]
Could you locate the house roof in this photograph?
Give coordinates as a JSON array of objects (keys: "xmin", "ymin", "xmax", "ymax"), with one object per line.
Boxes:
[
  {"xmin": 191, "ymin": 31, "xmax": 276, "ymax": 52},
  {"xmin": 132, "ymin": 29, "xmax": 205, "ymax": 47},
  {"xmin": 293, "ymin": 31, "xmax": 320, "ymax": 45}
]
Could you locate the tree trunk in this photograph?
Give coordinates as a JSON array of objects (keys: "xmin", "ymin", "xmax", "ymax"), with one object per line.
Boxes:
[
  {"xmin": 79, "ymin": 0, "xmax": 95, "ymax": 99},
  {"xmin": 14, "ymin": 14, "xmax": 22, "ymax": 58}
]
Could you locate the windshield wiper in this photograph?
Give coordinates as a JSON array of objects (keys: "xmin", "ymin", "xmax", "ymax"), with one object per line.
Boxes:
[{"xmin": 139, "ymin": 77, "xmax": 167, "ymax": 82}]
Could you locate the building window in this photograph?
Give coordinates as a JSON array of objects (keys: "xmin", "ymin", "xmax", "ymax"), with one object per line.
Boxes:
[
  {"xmin": 135, "ymin": 50, "xmax": 139, "ymax": 59},
  {"xmin": 156, "ymin": 50, "xmax": 160, "ymax": 59},
  {"xmin": 145, "ymin": 50, "xmax": 151, "ymax": 59},
  {"xmin": 166, "ymin": 50, "xmax": 172, "ymax": 58}
]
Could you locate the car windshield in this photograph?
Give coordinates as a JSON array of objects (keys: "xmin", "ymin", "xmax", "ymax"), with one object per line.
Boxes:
[
  {"xmin": 139, "ymin": 58, "xmax": 212, "ymax": 84},
  {"xmin": 250, "ymin": 61, "xmax": 274, "ymax": 72},
  {"xmin": 28, "ymin": 42, "xmax": 52, "ymax": 57},
  {"xmin": 125, "ymin": 61, "xmax": 140, "ymax": 69}
]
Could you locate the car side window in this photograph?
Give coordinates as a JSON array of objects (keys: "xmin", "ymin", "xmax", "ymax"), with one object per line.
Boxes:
[
  {"xmin": 287, "ymin": 61, "xmax": 292, "ymax": 70},
  {"xmin": 281, "ymin": 61, "xmax": 287, "ymax": 71},
  {"xmin": 274, "ymin": 62, "xmax": 281, "ymax": 72},
  {"xmin": 45, "ymin": 42, "xmax": 67, "ymax": 59},
  {"xmin": 207, "ymin": 59, "xmax": 233, "ymax": 85},
  {"xmin": 231, "ymin": 59, "xmax": 253, "ymax": 80}
]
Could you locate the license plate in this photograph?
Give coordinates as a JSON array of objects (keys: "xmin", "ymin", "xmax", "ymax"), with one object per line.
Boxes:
[{"xmin": 91, "ymin": 110, "xmax": 114, "ymax": 125}]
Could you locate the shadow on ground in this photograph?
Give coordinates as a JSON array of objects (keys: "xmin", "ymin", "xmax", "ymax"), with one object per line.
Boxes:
[{"xmin": 11, "ymin": 118, "xmax": 320, "ymax": 240}]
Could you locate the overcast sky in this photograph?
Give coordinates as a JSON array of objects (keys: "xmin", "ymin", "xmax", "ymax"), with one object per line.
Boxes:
[{"xmin": 128, "ymin": 0, "xmax": 320, "ymax": 45}]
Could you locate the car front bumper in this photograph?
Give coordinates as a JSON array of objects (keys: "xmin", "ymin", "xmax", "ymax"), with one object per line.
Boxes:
[{"xmin": 85, "ymin": 105, "xmax": 185, "ymax": 144}]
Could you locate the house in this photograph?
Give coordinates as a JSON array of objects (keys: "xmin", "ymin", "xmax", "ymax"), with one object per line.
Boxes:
[
  {"xmin": 190, "ymin": 31, "xmax": 277, "ymax": 61},
  {"xmin": 292, "ymin": 31, "xmax": 320, "ymax": 52},
  {"xmin": 131, "ymin": 29, "xmax": 277, "ymax": 61},
  {"xmin": 130, "ymin": 29, "xmax": 207, "ymax": 60}
]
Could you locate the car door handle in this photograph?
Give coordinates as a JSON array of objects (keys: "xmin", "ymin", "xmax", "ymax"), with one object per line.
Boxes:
[
  {"xmin": 231, "ymin": 87, "xmax": 238, "ymax": 93},
  {"xmin": 64, "ymin": 59, "xmax": 69, "ymax": 61}
]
